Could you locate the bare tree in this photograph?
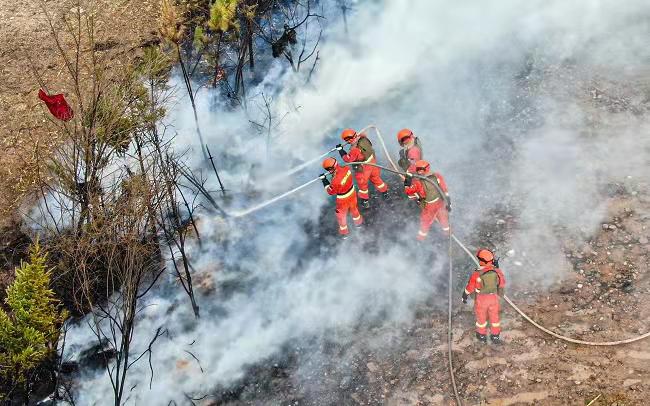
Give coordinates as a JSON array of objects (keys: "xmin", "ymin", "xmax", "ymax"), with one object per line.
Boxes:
[{"xmin": 26, "ymin": 3, "xmax": 208, "ymax": 403}]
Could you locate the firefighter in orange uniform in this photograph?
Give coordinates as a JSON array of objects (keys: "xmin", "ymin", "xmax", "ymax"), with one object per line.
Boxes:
[
  {"xmin": 336, "ymin": 128, "xmax": 389, "ymax": 209},
  {"xmin": 462, "ymin": 249, "xmax": 506, "ymax": 344},
  {"xmin": 397, "ymin": 128, "xmax": 423, "ymax": 201},
  {"xmin": 403, "ymin": 160, "xmax": 450, "ymax": 240},
  {"xmin": 320, "ymin": 157, "xmax": 363, "ymax": 238},
  {"xmin": 397, "ymin": 128, "xmax": 423, "ymax": 174}
]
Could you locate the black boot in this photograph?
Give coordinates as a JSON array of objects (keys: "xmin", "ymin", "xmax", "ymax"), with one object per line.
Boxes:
[
  {"xmin": 491, "ymin": 334, "xmax": 502, "ymax": 345},
  {"xmin": 360, "ymin": 199, "xmax": 370, "ymax": 210},
  {"xmin": 340, "ymin": 234, "xmax": 349, "ymax": 240},
  {"xmin": 382, "ymin": 191, "xmax": 390, "ymax": 201},
  {"xmin": 475, "ymin": 332, "xmax": 487, "ymax": 344}
]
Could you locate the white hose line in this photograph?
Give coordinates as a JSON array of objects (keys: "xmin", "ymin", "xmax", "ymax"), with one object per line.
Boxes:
[
  {"xmin": 345, "ymin": 128, "xmax": 461, "ymax": 403},
  {"xmin": 269, "ymin": 148, "xmax": 337, "ymax": 181},
  {"xmin": 357, "ymin": 125, "xmax": 400, "ymax": 173},
  {"xmin": 225, "ymin": 124, "xmax": 650, "ymax": 345},
  {"xmin": 447, "ymin": 230, "xmax": 463, "ymax": 406},
  {"xmin": 451, "ymin": 234, "xmax": 650, "ymax": 346},
  {"xmin": 225, "ymin": 177, "xmax": 321, "ymax": 218},
  {"xmin": 228, "ymin": 125, "xmax": 393, "ymax": 218}
]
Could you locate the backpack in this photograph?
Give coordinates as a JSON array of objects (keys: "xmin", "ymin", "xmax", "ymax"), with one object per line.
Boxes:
[
  {"xmin": 356, "ymin": 136, "xmax": 375, "ymax": 161},
  {"xmin": 398, "ymin": 137, "xmax": 423, "ymax": 171},
  {"xmin": 478, "ymin": 268, "xmax": 503, "ymax": 296}
]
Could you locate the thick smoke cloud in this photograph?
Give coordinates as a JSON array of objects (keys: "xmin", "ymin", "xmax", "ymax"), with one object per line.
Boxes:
[{"xmin": 61, "ymin": 0, "xmax": 650, "ymax": 404}]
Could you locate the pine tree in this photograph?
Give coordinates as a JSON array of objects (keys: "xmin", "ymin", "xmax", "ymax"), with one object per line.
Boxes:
[{"xmin": 0, "ymin": 241, "xmax": 67, "ymax": 389}]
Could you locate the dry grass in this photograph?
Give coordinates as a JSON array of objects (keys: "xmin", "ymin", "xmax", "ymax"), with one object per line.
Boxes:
[{"xmin": 0, "ymin": 0, "xmax": 160, "ymax": 227}]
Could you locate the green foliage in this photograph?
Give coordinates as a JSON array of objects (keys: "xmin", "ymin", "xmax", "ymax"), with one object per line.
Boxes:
[
  {"xmin": 193, "ymin": 26, "xmax": 207, "ymax": 51},
  {"xmin": 0, "ymin": 241, "xmax": 67, "ymax": 386},
  {"xmin": 208, "ymin": 0, "xmax": 240, "ymax": 33},
  {"xmin": 92, "ymin": 95, "xmax": 137, "ymax": 155},
  {"xmin": 138, "ymin": 46, "xmax": 173, "ymax": 84},
  {"xmin": 79, "ymin": 52, "xmax": 170, "ymax": 158}
]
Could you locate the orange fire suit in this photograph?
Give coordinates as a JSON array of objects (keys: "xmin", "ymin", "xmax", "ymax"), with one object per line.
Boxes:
[
  {"xmin": 398, "ymin": 141, "xmax": 422, "ymax": 200},
  {"xmin": 404, "ymin": 172, "xmax": 450, "ymax": 240},
  {"xmin": 398, "ymin": 140, "xmax": 422, "ymax": 174},
  {"xmin": 325, "ymin": 166, "xmax": 363, "ymax": 235},
  {"xmin": 341, "ymin": 136, "xmax": 388, "ymax": 200},
  {"xmin": 464, "ymin": 264, "xmax": 506, "ymax": 335}
]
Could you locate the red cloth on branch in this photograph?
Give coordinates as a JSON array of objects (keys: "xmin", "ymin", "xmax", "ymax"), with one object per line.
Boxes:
[{"xmin": 38, "ymin": 89, "xmax": 73, "ymax": 121}]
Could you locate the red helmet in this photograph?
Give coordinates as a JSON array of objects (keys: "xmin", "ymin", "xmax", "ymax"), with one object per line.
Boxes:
[
  {"xmin": 476, "ymin": 248, "xmax": 494, "ymax": 264},
  {"xmin": 414, "ymin": 160, "xmax": 430, "ymax": 173},
  {"xmin": 322, "ymin": 157, "xmax": 338, "ymax": 171},
  {"xmin": 340, "ymin": 128, "xmax": 357, "ymax": 142},
  {"xmin": 397, "ymin": 128, "xmax": 413, "ymax": 144}
]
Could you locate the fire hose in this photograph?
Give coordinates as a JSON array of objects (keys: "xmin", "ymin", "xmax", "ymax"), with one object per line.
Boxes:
[
  {"xmin": 220, "ymin": 125, "xmax": 650, "ymax": 404},
  {"xmin": 451, "ymin": 234, "xmax": 650, "ymax": 346},
  {"xmin": 268, "ymin": 148, "xmax": 338, "ymax": 181},
  {"xmin": 346, "ymin": 127, "xmax": 650, "ymax": 346},
  {"xmin": 224, "ymin": 177, "xmax": 322, "ymax": 218},
  {"xmin": 261, "ymin": 125, "xmax": 395, "ymax": 183}
]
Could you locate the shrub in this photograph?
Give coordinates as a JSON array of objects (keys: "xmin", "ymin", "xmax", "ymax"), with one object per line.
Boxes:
[{"xmin": 0, "ymin": 241, "xmax": 67, "ymax": 392}]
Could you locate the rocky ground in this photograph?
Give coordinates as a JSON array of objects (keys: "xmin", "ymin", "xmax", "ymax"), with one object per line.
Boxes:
[
  {"xmin": 198, "ymin": 73, "xmax": 650, "ymax": 405},
  {"xmin": 196, "ymin": 180, "xmax": 649, "ymax": 406}
]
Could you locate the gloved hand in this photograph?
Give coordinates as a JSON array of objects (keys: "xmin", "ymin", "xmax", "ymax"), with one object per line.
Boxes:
[
  {"xmin": 404, "ymin": 173, "xmax": 413, "ymax": 187},
  {"xmin": 462, "ymin": 291, "xmax": 468, "ymax": 304},
  {"xmin": 334, "ymin": 144, "xmax": 343, "ymax": 150},
  {"xmin": 338, "ymin": 147, "xmax": 347, "ymax": 158},
  {"xmin": 446, "ymin": 196, "xmax": 452, "ymax": 212},
  {"xmin": 319, "ymin": 173, "xmax": 330, "ymax": 187}
]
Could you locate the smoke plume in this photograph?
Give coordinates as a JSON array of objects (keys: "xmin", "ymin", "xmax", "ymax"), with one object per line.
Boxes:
[{"xmin": 60, "ymin": 0, "xmax": 650, "ymax": 404}]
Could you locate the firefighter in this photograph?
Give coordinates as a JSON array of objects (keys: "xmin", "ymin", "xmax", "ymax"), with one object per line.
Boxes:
[
  {"xmin": 403, "ymin": 160, "xmax": 450, "ymax": 240},
  {"xmin": 397, "ymin": 128, "xmax": 422, "ymax": 174},
  {"xmin": 336, "ymin": 128, "xmax": 389, "ymax": 209},
  {"xmin": 320, "ymin": 157, "xmax": 363, "ymax": 238},
  {"xmin": 462, "ymin": 249, "xmax": 506, "ymax": 344}
]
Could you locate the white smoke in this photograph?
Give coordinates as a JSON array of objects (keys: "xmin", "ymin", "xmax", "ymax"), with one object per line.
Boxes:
[{"xmin": 60, "ymin": 0, "xmax": 650, "ymax": 404}]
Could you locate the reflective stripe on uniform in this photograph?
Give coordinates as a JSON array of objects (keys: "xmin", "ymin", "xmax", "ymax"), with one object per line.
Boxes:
[
  {"xmin": 426, "ymin": 197, "xmax": 440, "ymax": 203},
  {"xmin": 337, "ymin": 188, "xmax": 355, "ymax": 199},
  {"xmin": 339, "ymin": 225, "xmax": 348, "ymax": 230},
  {"xmin": 418, "ymin": 230, "xmax": 428, "ymax": 237},
  {"xmin": 442, "ymin": 227, "xmax": 450, "ymax": 231},
  {"xmin": 358, "ymin": 188, "xmax": 368, "ymax": 194},
  {"xmin": 464, "ymin": 289, "xmax": 471, "ymax": 295},
  {"xmin": 376, "ymin": 182, "xmax": 386, "ymax": 189},
  {"xmin": 492, "ymin": 322, "xmax": 500, "ymax": 327},
  {"xmin": 475, "ymin": 288, "xmax": 481, "ymax": 293},
  {"xmin": 352, "ymin": 215, "xmax": 361, "ymax": 221},
  {"xmin": 363, "ymin": 154, "xmax": 374, "ymax": 163},
  {"xmin": 475, "ymin": 321, "xmax": 488, "ymax": 328},
  {"xmin": 341, "ymin": 171, "xmax": 351, "ymax": 185}
]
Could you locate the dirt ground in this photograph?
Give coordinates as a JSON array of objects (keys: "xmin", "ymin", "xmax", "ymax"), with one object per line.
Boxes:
[
  {"xmin": 206, "ymin": 75, "xmax": 650, "ymax": 405},
  {"xmin": 0, "ymin": 0, "xmax": 159, "ymax": 290},
  {"xmin": 0, "ymin": 0, "xmax": 159, "ymax": 227},
  {"xmin": 205, "ymin": 184, "xmax": 649, "ymax": 406}
]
